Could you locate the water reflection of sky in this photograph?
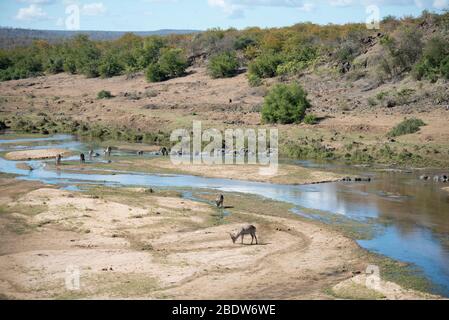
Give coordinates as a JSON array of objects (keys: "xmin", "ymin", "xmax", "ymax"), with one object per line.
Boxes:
[
  {"xmin": 1, "ymin": 134, "xmax": 449, "ymax": 296},
  {"xmin": 359, "ymin": 225, "xmax": 449, "ymax": 295}
]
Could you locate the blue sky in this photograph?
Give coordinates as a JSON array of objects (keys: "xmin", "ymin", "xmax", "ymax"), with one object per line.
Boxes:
[{"xmin": 0, "ymin": 0, "xmax": 448, "ymax": 31}]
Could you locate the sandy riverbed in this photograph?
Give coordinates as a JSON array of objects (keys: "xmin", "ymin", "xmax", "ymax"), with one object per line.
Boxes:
[
  {"xmin": 0, "ymin": 176, "xmax": 437, "ymax": 300},
  {"xmin": 5, "ymin": 149, "xmax": 71, "ymax": 161}
]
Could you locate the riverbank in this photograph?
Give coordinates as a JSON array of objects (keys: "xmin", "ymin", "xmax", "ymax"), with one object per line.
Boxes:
[
  {"xmin": 56, "ymin": 157, "xmax": 346, "ymax": 185},
  {"xmin": 4, "ymin": 149, "xmax": 71, "ymax": 161},
  {"xmin": 1, "ymin": 68, "xmax": 449, "ymax": 168},
  {"xmin": 0, "ymin": 174, "xmax": 439, "ymax": 299}
]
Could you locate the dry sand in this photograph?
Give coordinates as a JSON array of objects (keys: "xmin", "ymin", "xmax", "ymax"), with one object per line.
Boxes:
[
  {"xmin": 5, "ymin": 149, "xmax": 71, "ymax": 161},
  {"xmin": 0, "ymin": 178, "xmax": 437, "ymax": 300}
]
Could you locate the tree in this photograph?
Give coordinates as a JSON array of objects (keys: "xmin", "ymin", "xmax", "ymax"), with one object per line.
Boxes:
[
  {"xmin": 248, "ymin": 52, "xmax": 282, "ymax": 78},
  {"xmin": 99, "ymin": 55, "xmax": 124, "ymax": 78},
  {"xmin": 261, "ymin": 83, "xmax": 311, "ymax": 124},
  {"xmin": 145, "ymin": 48, "xmax": 188, "ymax": 82},
  {"xmin": 207, "ymin": 51, "xmax": 239, "ymax": 78}
]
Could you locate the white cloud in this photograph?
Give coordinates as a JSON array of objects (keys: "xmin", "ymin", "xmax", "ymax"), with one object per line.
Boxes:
[
  {"xmin": 298, "ymin": 2, "xmax": 315, "ymax": 11},
  {"xmin": 82, "ymin": 2, "xmax": 107, "ymax": 16},
  {"xmin": 15, "ymin": 4, "xmax": 48, "ymax": 21}
]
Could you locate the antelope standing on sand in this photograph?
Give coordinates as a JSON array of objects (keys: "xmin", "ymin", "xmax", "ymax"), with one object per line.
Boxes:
[{"xmin": 230, "ymin": 225, "xmax": 258, "ymax": 245}]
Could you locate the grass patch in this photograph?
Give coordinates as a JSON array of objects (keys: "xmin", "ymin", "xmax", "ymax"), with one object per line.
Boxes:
[
  {"xmin": 97, "ymin": 90, "xmax": 113, "ymax": 99},
  {"xmin": 388, "ymin": 118, "xmax": 426, "ymax": 137}
]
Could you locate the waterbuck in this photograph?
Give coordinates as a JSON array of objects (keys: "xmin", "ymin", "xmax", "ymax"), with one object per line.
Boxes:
[
  {"xmin": 216, "ymin": 194, "xmax": 224, "ymax": 208},
  {"xmin": 230, "ymin": 225, "xmax": 258, "ymax": 245}
]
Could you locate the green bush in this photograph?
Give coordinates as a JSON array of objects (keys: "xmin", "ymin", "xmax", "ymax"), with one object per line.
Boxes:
[
  {"xmin": 207, "ymin": 52, "xmax": 239, "ymax": 78},
  {"xmin": 248, "ymin": 52, "xmax": 282, "ymax": 79},
  {"xmin": 412, "ymin": 37, "xmax": 449, "ymax": 81},
  {"xmin": 138, "ymin": 37, "xmax": 166, "ymax": 69},
  {"xmin": 145, "ymin": 48, "xmax": 187, "ymax": 82},
  {"xmin": 97, "ymin": 90, "xmax": 113, "ymax": 99},
  {"xmin": 261, "ymin": 83, "xmax": 311, "ymax": 124},
  {"xmin": 158, "ymin": 48, "xmax": 187, "ymax": 78},
  {"xmin": 63, "ymin": 57, "xmax": 77, "ymax": 74},
  {"xmin": 145, "ymin": 63, "xmax": 166, "ymax": 82},
  {"xmin": 247, "ymin": 73, "xmax": 262, "ymax": 87},
  {"xmin": 99, "ymin": 55, "xmax": 124, "ymax": 78},
  {"xmin": 303, "ymin": 114, "xmax": 318, "ymax": 125},
  {"xmin": 234, "ymin": 36, "xmax": 256, "ymax": 50},
  {"xmin": 0, "ymin": 52, "xmax": 12, "ymax": 70},
  {"xmin": 388, "ymin": 118, "xmax": 426, "ymax": 137},
  {"xmin": 46, "ymin": 57, "xmax": 64, "ymax": 74}
]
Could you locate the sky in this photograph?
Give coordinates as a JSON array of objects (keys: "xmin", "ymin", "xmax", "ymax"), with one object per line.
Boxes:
[{"xmin": 0, "ymin": 0, "xmax": 448, "ymax": 31}]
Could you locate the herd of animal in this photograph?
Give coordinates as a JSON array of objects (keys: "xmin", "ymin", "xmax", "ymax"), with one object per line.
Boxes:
[
  {"xmin": 54, "ymin": 146, "xmax": 170, "ymax": 165},
  {"xmin": 54, "ymin": 149, "xmax": 258, "ymax": 246},
  {"xmin": 419, "ymin": 174, "xmax": 449, "ymax": 183}
]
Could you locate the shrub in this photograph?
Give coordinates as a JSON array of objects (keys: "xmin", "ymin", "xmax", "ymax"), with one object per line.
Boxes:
[
  {"xmin": 0, "ymin": 52, "xmax": 12, "ymax": 70},
  {"xmin": 146, "ymin": 63, "xmax": 166, "ymax": 82},
  {"xmin": 234, "ymin": 36, "xmax": 256, "ymax": 50},
  {"xmin": 388, "ymin": 118, "xmax": 426, "ymax": 137},
  {"xmin": 46, "ymin": 57, "xmax": 64, "ymax": 74},
  {"xmin": 261, "ymin": 83, "xmax": 311, "ymax": 124},
  {"xmin": 412, "ymin": 37, "xmax": 449, "ymax": 81},
  {"xmin": 0, "ymin": 120, "xmax": 7, "ymax": 130},
  {"xmin": 145, "ymin": 48, "xmax": 188, "ymax": 82},
  {"xmin": 99, "ymin": 55, "xmax": 124, "ymax": 78},
  {"xmin": 248, "ymin": 52, "xmax": 282, "ymax": 79},
  {"xmin": 97, "ymin": 90, "xmax": 113, "ymax": 99},
  {"xmin": 380, "ymin": 28, "xmax": 423, "ymax": 77},
  {"xmin": 80, "ymin": 61, "xmax": 99, "ymax": 78},
  {"xmin": 138, "ymin": 37, "xmax": 165, "ymax": 68},
  {"xmin": 247, "ymin": 73, "xmax": 262, "ymax": 87},
  {"xmin": 63, "ymin": 57, "xmax": 77, "ymax": 74},
  {"xmin": 207, "ymin": 52, "xmax": 239, "ymax": 78},
  {"xmin": 303, "ymin": 114, "xmax": 318, "ymax": 125}
]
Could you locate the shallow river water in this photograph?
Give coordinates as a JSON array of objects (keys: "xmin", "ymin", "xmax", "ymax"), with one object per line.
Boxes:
[{"xmin": 1, "ymin": 134, "xmax": 449, "ymax": 296}]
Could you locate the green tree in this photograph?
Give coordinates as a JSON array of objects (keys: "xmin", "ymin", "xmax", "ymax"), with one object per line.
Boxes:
[
  {"xmin": 145, "ymin": 48, "xmax": 188, "ymax": 82},
  {"xmin": 207, "ymin": 51, "xmax": 239, "ymax": 78},
  {"xmin": 261, "ymin": 83, "xmax": 311, "ymax": 124},
  {"xmin": 248, "ymin": 52, "xmax": 282, "ymax": 78},
  {"xmin": 99, "ymin": 55, "xmax": 124, "ymax": 78}
]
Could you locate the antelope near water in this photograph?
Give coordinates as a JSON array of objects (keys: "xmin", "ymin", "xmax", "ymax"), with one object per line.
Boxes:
[{"xmin": 230, "ymin": 225, "xmax": 258, "ymax": 245}]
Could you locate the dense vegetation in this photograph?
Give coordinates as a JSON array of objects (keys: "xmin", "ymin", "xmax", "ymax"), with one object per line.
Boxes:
[
  {"xmin": 1, "ymin": 11, "xmax": 447, "ymax": 85},
  {"xmin": 262, "ymin": 83, "xmax": 311, "ymax": 124},
  {"xmin": 207, "ymin": 52, "xmax": 239, "ymax": 78}
]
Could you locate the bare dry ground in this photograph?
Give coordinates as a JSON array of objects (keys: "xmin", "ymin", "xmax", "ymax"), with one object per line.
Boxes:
[
  {"xmin": 0, "ymin": 176, "xmax": 438, "ymax": 300},
  {"xmin": 4, "ymin": 149, "xmax": 71, "ymax": 161},
  {"xmin": 56, "ymin": 157, "xmax": 346, "ymax": 185}
]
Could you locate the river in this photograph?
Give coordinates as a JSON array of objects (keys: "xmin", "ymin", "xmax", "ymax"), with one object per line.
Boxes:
[{"xmin": 1, "ymin": 133, "xmax": 448, "ymax": 296}]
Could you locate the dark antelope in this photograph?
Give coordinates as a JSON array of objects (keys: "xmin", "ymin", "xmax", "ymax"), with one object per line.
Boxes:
[{"xmin": 216, "ymin": 194, "xmax": 224, "ymax": 208}]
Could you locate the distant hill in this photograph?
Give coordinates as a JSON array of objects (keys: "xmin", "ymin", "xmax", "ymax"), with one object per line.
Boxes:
[{"xmin": 0, "ymin": 27, "xmax": 201, "ymax": 49}]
